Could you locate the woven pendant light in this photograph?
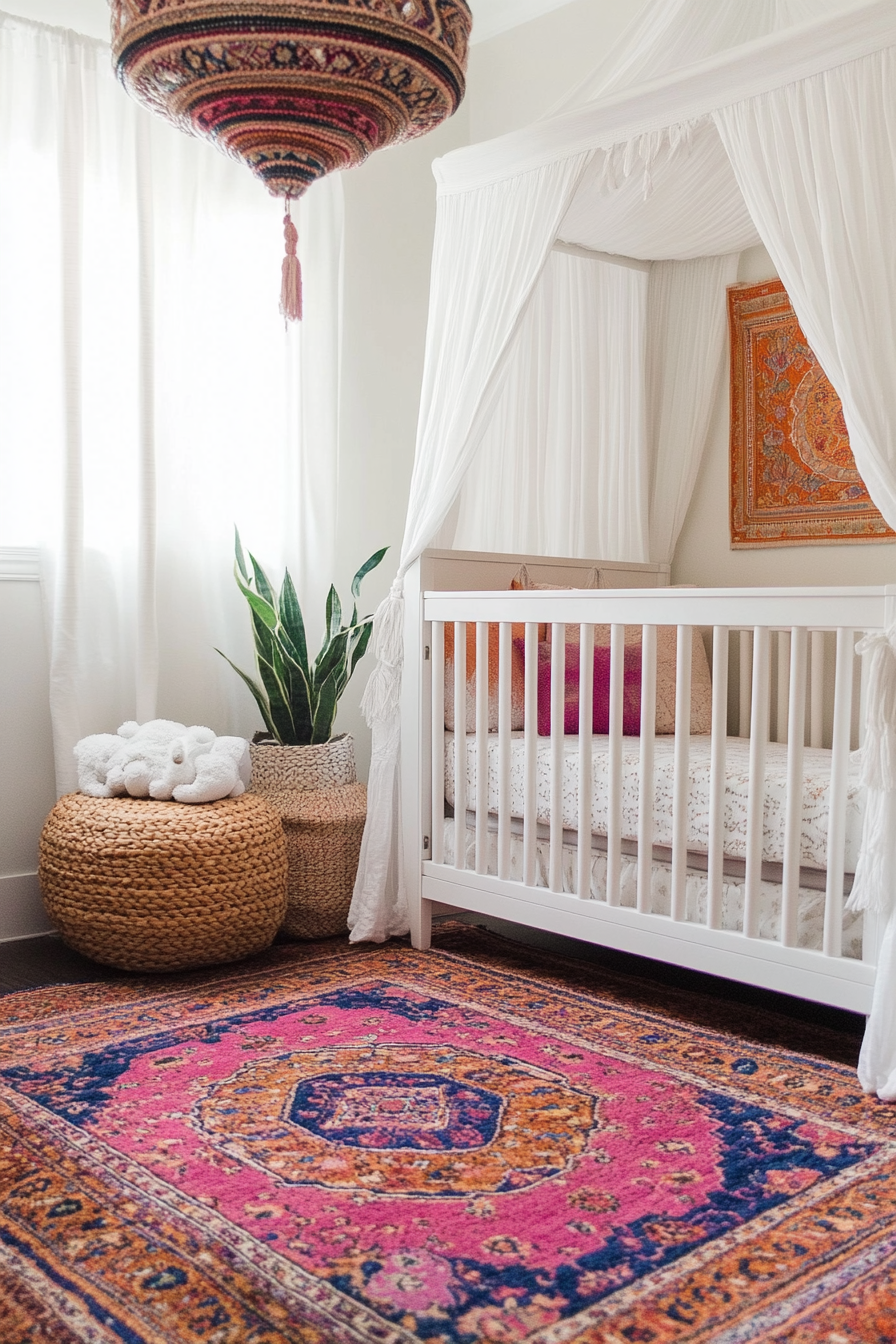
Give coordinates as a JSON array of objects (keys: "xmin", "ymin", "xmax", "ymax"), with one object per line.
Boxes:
[{"xmin": 112, "ymin": 0, "xmax": 472, "ymax": 317}]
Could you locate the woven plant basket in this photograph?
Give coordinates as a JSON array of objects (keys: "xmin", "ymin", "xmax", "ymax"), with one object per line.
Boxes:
[
  {"xmin": 248, "ymin": 733, "xmax": 357, "ymax": 793},
  {"xmin": 39, "ymin": 793, "xmax": 287, "ymax": 972},
  {"xmin": 260, "ymin": 783, "xmax": 368, "ymax": 939},
  {"xmin": 249, "ymin": 735, "xmax": 364, "ymax": 939}
]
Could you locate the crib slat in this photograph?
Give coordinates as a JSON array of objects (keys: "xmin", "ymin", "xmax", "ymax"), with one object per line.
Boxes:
[
  {"xmin": 637, "ymin": 625, "xmax": 657, "ymax": 915},
  {"xmin": 707, "ymin": 627, "xmax": 728, "ymax": 930},
  {"xmin": 744, "ymin": 626, "xmax": 770, "ymax": 939},
  {"xmin": 671, "ymin": 626, "xmax": 693, "ymax": 923},
  {"xmin": 475, "ymin": 623, "xmax": 489, "ymax": 875},
  {"xmin": 497, "ymin": 622, "xmax": 512, "ymax": 882},
  {"xmin": 577, "ymin": 623, "xmax": 595, "ymax": 900},
  {"xmin": 454, "ymin": 622, "xmax": 467, "ymax": 871},
  {"xmin": 523, "ymin": 622, "xmax": 538, "ymax": 887},
  {"xmin": 777, "ymin": 630, "xmax": 790, "ymax": 744},
  {"xmin": 431, "ymin": 622, "xmax": 445, "ymax": 866},
  {"xmin": 824, "ymin": 629, "xmax": 854, "ymax": 959},
  {"xmin": 549, "ymin": 624, "xmax": 565, "ymax": 893},
  {"xmin": 739, "ymin": 629, "xmax": 752, "ymax": 737},
  {"xmin": 810, "ymin": 630, "xmax": 824, "ymax": 748},
  {"xmin": 781, "ymin": 627, "xmax": 807, "ymax": 947},
  {"xmin": 606, "ymin": 624, "xmax": 624, "ymax": 907}
]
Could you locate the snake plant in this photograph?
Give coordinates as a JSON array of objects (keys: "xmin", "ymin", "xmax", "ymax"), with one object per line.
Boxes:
[{"xmin": 217, "ymin": 529, "xmax": 387, "ymax": 746}]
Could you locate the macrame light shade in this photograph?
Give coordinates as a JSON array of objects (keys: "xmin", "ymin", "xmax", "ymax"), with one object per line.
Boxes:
[{"xmin": 111, "ymin": 0, "xmax": 472, "ymax": 317}]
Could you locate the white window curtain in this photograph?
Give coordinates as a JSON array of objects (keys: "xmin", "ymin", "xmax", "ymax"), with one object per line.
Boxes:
[
  {"xmin": 715, "ymin": 44, "xmax": 896, "ymax": 1100},
  {"xmin": 0, "ymin": 13, "xmax": 343, "ymax": 794}
]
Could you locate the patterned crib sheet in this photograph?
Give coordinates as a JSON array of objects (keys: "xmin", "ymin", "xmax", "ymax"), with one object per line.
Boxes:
[{"xmin": 443, "ymin": 733, "xmax": 864, "ymax": 872}]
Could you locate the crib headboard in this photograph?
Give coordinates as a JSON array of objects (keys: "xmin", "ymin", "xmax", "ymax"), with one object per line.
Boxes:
[{"xmin": 420, "ymin": 548, "xmax": 670, "ymax": 592}]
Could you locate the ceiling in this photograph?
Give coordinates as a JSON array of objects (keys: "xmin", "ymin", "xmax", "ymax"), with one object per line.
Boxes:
[
  {"xmin": 470, "ymin": 0, "xmax": 575, "ymax": 44},
  {"xmin": 11, "ymin": 0, "xmax": 574, "ymax": 46}
]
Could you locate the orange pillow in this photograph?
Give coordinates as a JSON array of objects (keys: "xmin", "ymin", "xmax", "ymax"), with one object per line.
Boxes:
[{"xmin": 444, "ymin": 622, "xmax": 525, "ymax": 733}]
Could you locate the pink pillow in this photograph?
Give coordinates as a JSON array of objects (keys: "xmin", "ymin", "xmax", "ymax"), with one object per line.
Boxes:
[{"xmin": 514, "ymin": 639, "xmax": 642, "ymax": 736}]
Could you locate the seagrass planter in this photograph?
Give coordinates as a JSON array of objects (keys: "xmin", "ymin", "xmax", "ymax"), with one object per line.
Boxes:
[
  {"xmin": 39, "ymin": 793, "xmax": 288, "ymax": 972},
  {"xmin": 249, "ymin": 735, "xmax": 366, "ymax": 940}
]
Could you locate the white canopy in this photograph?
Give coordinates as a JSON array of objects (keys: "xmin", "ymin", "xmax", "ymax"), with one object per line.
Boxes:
[{"xmin": 349, "ymin": 0, "xmax": 896, "ymax": 1097}]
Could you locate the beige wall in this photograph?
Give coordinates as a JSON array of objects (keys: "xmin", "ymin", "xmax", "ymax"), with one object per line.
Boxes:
[{"xmin": 673, "ymin": 244, "xmax": 896, "ymax": 588}]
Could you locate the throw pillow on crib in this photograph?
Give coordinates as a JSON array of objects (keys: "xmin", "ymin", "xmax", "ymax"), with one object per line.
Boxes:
[
  {"xmin": 443, "ymin": 622, "xmax": 526, "ymax": 733},
  {"xmin": 442, "ymin": 565, "xmax": 599, "ymax": 734},
  {"xmin": 524, "ymin": 639, "xmax": 643, "ymax": 736},
  {"xmin": 553, "ymin": 624, "xmax": 712, "ymax": 735}
]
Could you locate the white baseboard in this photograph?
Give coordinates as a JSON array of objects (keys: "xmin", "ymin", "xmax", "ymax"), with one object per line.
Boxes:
[{"xmin": 0, "ymin": 873, "xmax": 54, "ymax": 942}]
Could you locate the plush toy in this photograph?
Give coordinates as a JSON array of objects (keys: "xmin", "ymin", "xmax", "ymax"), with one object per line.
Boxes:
[{"xmin": 73, "ymin": 720, "xmax": 250, "ymax": 804}]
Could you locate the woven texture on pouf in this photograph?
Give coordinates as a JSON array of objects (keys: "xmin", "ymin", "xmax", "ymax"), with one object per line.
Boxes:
[
  {"xmin": 39, "ymin": 794, "xmax": 287, "ymax": 972},
  {"xmin": 261, "ymin": 783, "xmax": 367, "ymax": 939}
]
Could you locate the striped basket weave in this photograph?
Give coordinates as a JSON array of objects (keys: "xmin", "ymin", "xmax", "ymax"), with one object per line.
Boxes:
[{"xmin": 39, "ymin": 794, "xmax": 288, "ymax": 972}]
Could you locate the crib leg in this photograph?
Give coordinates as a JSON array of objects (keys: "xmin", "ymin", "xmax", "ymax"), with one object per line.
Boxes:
[{"xmin": 409, "ymin": 897, "xmax": 433, "ymax": 951}]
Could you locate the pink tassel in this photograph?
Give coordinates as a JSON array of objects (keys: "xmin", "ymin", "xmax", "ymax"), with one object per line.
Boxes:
[{"xmin": 280, "ymin": 206, "xmax": 302, "ymax": 323}]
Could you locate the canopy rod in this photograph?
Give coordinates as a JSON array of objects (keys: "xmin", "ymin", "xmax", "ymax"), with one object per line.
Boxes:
[{"xmin": 552, "ymin": 239, "xmax": 651, "ymax": 272}]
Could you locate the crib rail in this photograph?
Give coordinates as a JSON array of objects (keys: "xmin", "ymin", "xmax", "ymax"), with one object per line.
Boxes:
[{"xmin": 412, "ymin": 585, "xmax": 896, "ymax": 1012}]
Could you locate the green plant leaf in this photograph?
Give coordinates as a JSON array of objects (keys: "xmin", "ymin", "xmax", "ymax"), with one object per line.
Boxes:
[
  {"xmin": 234, "ymin": 564, "xmax": 278, "ymax": 630},
  {"xmin": 234, "ymin": 527, "xmax": 249, "ymax": 584},
  {"xmin": 313, "ymin": 626, "xmax": 351, "ymax": 684},
  {"xmin": 325, "ymin": 585, "xmax": 342, "ymax": 642},
  {"xmin": 215, "ymin": 650, "xmax": 278, "ymax": 741},
  {"xmin": 278, "ymin": 569, "xmax": 309, "ymax": 674},
  {"xmin": 349, "ymin": 620, "xmax": 374, "ymax": 676},
  {"xmin": 311, "ymin": 669, "xmax": 340, "ymax": 745},
  {"xmin": 249, "ymin": 552, "xmax": 277, "ymax": 610},
  {"xmin": 256, "ymin": 646, "xmax": 296, "ymax": 744},
  {"xmin": 351, "ymin": 547, "xmax": 388, "ymax": 600}
]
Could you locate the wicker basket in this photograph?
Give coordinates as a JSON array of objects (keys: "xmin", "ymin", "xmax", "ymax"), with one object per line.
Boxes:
[
  {"xmin": 257, "ymin": 783, "xmax": 367, "ymax": 939},
  {"xmin": 249, "ymin": 736, "xmax": 365, "ymax": 939},
  {"xmin": 248, "ymin": 734, "xmax": 357, "ymax": 792},
  {"xmin": 39, "ymin": 793, "xmax": 287, "ymax": 972}
]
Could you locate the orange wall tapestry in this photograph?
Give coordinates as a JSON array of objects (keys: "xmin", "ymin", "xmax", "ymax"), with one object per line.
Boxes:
[{"xmin": 728, "ymin": 278, "xmax": 895, "ymax": 548}]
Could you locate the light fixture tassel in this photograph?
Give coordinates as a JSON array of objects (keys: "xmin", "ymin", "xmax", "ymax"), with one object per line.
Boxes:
[{"xmin": 280, "ymin": 208, "xmax": 302, "ymax": 323}]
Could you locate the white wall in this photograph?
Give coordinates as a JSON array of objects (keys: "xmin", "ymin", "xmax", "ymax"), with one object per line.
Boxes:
[
  {"xmin": 673, "ymin": 244, "xmax": 896, "ymax": 588},
  {"xmin": 0, "ymin": 573, "xmax": 56, "ymax": 937}
]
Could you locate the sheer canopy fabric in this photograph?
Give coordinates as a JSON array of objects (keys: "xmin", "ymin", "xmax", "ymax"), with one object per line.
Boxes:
[
  {"xmin": 452, "ymin": 250, "xmax": 650, "ymax": 562},
  {"xmin": 351, "ymin": 0, "xmax": 896, "ymax": 1099}
]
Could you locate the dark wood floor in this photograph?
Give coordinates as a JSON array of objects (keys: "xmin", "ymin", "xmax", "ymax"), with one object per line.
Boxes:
[{"xmin": 0, "ymin": 917, "xmax": 865, "ymax": 1069}]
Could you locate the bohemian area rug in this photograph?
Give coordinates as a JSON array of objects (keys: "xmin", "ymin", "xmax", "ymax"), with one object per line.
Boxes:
[{"xmin": 0, "ymin": 926, "xmax": 894, "ymax": 1344}]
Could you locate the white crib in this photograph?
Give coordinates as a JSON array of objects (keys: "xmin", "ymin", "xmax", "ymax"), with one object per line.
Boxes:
[{"xmin": 400, "ymin": 549, "xmax": 893, "ymax": 1015}]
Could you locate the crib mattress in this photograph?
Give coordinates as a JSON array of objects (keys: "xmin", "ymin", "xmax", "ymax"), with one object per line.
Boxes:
[
  {"xmin": 443, "ymin": 821, "xmax": 864, "ymax": 959},
  {"xmin": 443, "ymin": 733, "xmax": 864, "ymax": 872}
]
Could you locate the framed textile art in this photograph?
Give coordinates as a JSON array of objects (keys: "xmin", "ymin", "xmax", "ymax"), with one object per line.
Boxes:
[{"xmin": 728, "ymin": 279, "xmax": 895, "ymax": 547}]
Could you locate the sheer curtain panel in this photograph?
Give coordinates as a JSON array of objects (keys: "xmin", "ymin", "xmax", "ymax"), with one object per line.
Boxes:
[{"xmin": 0, "ymin": 13, "xmax": 343, "ymax": 794}]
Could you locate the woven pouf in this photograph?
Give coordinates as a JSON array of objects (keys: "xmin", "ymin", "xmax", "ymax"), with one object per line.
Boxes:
[
  {"xmin": 260, "ymin": 784, "xmax": 368, "ymax": 940},
  {"xmin": 39, "ymin": 794, "xmax": 288, "ymax": 972}
]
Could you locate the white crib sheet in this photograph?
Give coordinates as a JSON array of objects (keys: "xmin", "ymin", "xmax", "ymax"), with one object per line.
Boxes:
[{"xmin": 443, "ymin": 733, "xmax": 864, "ymax": 871}]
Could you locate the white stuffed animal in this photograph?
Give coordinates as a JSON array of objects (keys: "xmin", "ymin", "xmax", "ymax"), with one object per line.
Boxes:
[
  {"xmin": 103, "ymin": 720, "xmax": 189, "ymax": 799},
  {"xmin": 74, "ymin": 721, "xmax": 250, "ymax": 804},
  {"xmin": 148, "ymin": 731, "xmax": 250, "ymax": 803}
]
